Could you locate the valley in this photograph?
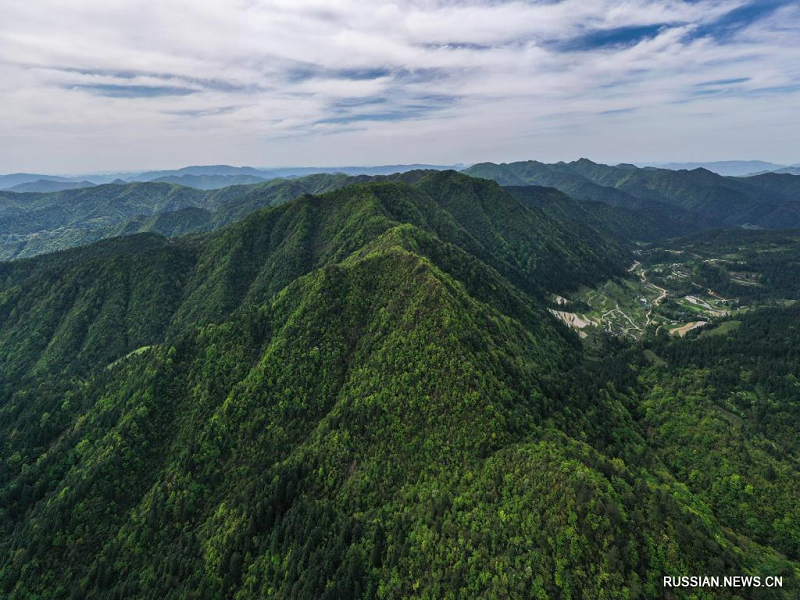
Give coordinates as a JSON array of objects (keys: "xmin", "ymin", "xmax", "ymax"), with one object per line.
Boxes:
[{"xmin": 549, "ymin": 230, "xmax": 799, "ymax": 345}]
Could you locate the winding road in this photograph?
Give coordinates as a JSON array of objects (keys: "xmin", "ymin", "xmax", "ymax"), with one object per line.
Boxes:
[{"xmin": 629, "ymin": 260, "xmax": 668, "ymax": 326}]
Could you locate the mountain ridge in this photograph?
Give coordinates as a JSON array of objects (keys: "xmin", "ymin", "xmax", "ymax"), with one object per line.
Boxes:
[
  {"xmin": 1, "ymin": 170, "xmax": 797, "ymax": 599},
  {"xmin": 463, "ymin": 158, "xmax": 800, "ymax": 230},
  {"xmin": 645, "ymin": 160, "xmax": 787, "ymax": 176}
]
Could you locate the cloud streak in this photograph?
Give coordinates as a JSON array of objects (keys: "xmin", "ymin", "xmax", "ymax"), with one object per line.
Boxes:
[{"xmin": 0, "ymin": 0, "xmax": 798, "ymax": 172}]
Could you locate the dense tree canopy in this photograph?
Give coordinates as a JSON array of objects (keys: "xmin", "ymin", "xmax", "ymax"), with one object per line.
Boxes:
[{"xmin": 1, "ymin": 171, "xmax": 798, "ymax": 599}]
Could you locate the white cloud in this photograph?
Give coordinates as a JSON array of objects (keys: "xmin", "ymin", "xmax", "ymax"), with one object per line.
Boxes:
[{"xmin": 0, "ymin": 0, "xmax": 798, "ymax": 172}]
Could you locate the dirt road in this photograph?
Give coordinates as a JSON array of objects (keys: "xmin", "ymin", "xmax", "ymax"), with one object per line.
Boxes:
[{"xmin": 630, "ymin": 262, "xmax": 667, "ymax": 326}]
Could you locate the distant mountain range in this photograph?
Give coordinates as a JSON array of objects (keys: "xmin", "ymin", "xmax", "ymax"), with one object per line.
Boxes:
[
  {"xmin": 0, "ymin": 174, "xmax": 360, "ymax": 260},
  {"xmin": 644, "ymin": 160, "xmax": 791, "ymax": 176},
  {"xmin": 463, "ymin": 158, "xmax": 800, "ymax": 230},
  {"xmin": 751, "ymin": 166, "xmax": 800, "ymax": 176},
  {"xmin": 0, "ymin": 164, "xmax": 465, "ymax": 191},
  {"xmin": 132, "ymin": 165, "xmax": 271, "ymax": 181},
  {"xmin": 149, "ymin": 174, "xmax": 270, "ymax": 189},
  {"xmin": 3, "ymin": 158, "xmax": 800, "ymax": 261},
  {"xmin": 4, "ymin": 161, "xmax": 798, "ymax": 192},
  {"xmin": 6, "ymin": 179, "xmax": 97, "ymax": 193},
  {"xmin": 0, "ymin": 173, "xmax": 75, "ymax": 189}
]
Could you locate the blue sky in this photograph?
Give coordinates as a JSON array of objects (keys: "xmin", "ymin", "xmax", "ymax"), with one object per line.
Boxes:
[{"xmin": 1, "ymin": 0, "xmax": 798, "ymax": 173}]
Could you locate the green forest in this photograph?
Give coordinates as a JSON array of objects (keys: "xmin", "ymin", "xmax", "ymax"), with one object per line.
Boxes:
[{"xmin": 1, "ymin": 170, "xmax": 798, "ymax": 599}]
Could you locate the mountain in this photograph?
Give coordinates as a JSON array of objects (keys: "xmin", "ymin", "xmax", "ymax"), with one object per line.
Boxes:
[
  {"xmin": 3, "ymin": 170, "xmax": 797, "ymax": 598},
  {"xmin": 0, "ymin": 173, "xmax": 75, "ymax": 190},
  {"xmin": 133, "ymin": 164, "xmax": 273, "ymax": 182},
  {"xmin": 766, "ymin": 167, "xmax": 800, "ymax": 176},
  {"xmin": 6, "ymin": 179, "xmax": 97, "ymax": 193},
  {"xmin": 463, "ymin": 160, "xmax": 639, "ymax": 205},
  {"xmin": 150, "ymin": 174, "xmax": 270, "ymax": 189},
  {"xmin": 0, "ymin": 174, "xmax": 356, "ymax": 261},
  {"xmin": 118, "ymin": 164, "xmax": 463, "ymax": 184},
  {"xmin": 0, "ymin": 165, "xmax": 466, "ymax": 190},
  {"xmin": 0, "ymin": 182, "xmax": 214, "ymax": 261},
  {"xmin": 291, "ymin": 163, "xmax": 464, "ymax": 177},
  {"xmin": 463, "ymin": 158, "xmax": 800, "ymax": 229},
  {"xmin": 5, "ymin": 159, "xmax": 798, "ymax": 261},
  {"xmin": 737, "ymin": 172, "xmax": 800, "ymax": 197},
  {"xmin": 505, "ymin": 185, "xmax": 702, "ymax": 242},
  {"xmin": 648, "ymin": 160, "xmax": 787, "ymax": 176},
  {"xmin": 112, "ymin": 206, "xmax": 216, "ymax": 238}
]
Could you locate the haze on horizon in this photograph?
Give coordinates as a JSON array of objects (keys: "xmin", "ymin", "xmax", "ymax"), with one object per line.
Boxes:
[{"xmin": 1, "ymin": 0, "xmax": 799, "ymax": 175}]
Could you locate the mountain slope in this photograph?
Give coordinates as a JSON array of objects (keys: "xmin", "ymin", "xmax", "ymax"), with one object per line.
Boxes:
[
  {"xmin": 769, "ymin": 167, "xmax": 800, "ymax": 176},
  {"xmin": 6, "ymin": 179, "xmax": 97, "ymax": 193},
  {"xmin": 463, "ymin": 159, "xmax": 800, "ymax": 229},
  {"xmin": 0, "ymin": 174, "xmax": 355, "ymax": 261},
  {"xmin": 465, "ymin": 160, "xmax": 640, "ymax": 206},
  {"xmin": 150, "ymin": 174, "xmax": 269, "ymax": 189},
  {"xmin": 0, "ymin": 173, "xmax": 74, "ymax": 190},
  {"xmin": 1, "ymin": 172, "xmax": 797, "ymax": 599},
  {"xmin": 133, "ymin": 164, "xmax": 274, "ymax": 182},
  {"xmin": 565, "ymin": 159, "xmax": 791, "ymax": 225},
  {"xmin": 505, "ymin": 185, "xmax": 702, "ymax": 242},
  {"xmin": 0, "ymin": 173, "xmax": 623, "ymax": 388},
  {"xmin": 652, "ymin": 160, "xmax": 787, "ymax": 176}
]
